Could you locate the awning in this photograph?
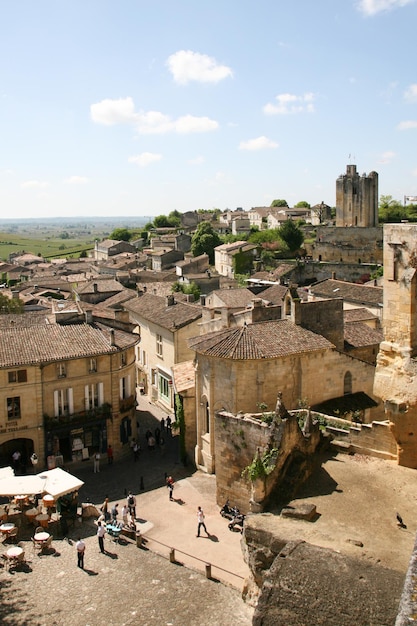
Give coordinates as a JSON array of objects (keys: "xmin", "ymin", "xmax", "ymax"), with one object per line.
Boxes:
[{"xmin": 0, "ymin": 466, "xmax": 83, "ymax": 498}]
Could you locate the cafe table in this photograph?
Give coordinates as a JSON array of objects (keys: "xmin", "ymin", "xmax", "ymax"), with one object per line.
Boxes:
[
  {"xmin": 0, "ymin": 523, "xmax": 16, "ymax": 536},
  {"xmin": 5, "ymin": 545, "xmax": 25, "ymax": 568},
  {"xmin": 15, "ymin": 495, "xmax": 28, "ymax": 508},
  {"xmin": 42, "ymin": 495, "xmax": 54, "ymax": 509},
  {"xmin": 35, "ymin": 514, "xmax": 49, "ymax": 529},
  {"xmin": 25, "ymin": 508, "xmax": 39, "ymax": 524},
  {"xmin": 34, "ymin": 531, "xmax": 50, "ymax": 543}
]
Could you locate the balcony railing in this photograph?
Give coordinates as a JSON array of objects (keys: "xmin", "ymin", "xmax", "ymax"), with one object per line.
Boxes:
[
  {"xmin": 119, "ymin": 395, "xmax": 135, "ymax": 413},
  {"xmin": 44, "ymin": 403, "xmax": 112, "ymax": 427}
]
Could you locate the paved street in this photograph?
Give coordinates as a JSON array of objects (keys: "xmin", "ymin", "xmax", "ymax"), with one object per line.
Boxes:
[{"xmin": 0, "ymin": 398, "xmax": 254, "ymax": 626}]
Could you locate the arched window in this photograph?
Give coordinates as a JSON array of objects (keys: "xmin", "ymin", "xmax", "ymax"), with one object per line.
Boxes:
[{"xmin": 344, "ymin": 371, "xmax": 352, "ymax": 395}]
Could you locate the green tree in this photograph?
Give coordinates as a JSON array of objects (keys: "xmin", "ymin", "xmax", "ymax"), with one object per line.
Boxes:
[
  {"xmin": 278, "ymin": 220, "xmax": 304, "ymax": 251},
  {"xmin": 378, "ymin": 196, "xmax": 407, "ymax": 223},
  {"xmin": 109, "ymin": 227, "xmax": 131, "ymax": 241},
  {"xmin": 270, "ymin": 199, "xmax": 288, "ymax": 207},
  {"xmin": 172, "ymin": 281, "xmax": 201, "ymax": 301},
  {"xmin": 79, "ymin": 250, "xmax": 88, "ymax": 258},
  {"xmin": 153, "ymin": 215, "xmax": 171, "ymax": 228},
  {"xmin": 168, "ymin": 210, "xmax": 182, "ymax": 227},
  {"xmin": 294, "ymin": 201, "xmax": 310, "ymax": 208},
  {"xmin": 59, "ymin": 231, "xmax": 70, "ymax": 239},
  {"xmin": 191, "ymin": 221, "xmax": 221, "ymax": 264},
  {"xmin": 0, "ymin": 294, "xmax": 24, "ymax": 314}
]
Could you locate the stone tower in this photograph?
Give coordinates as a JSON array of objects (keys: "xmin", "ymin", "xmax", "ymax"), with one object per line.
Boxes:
[
  {"xmin": 374, "ymin": 223, "xmax": 417, "ymax": 468},
  {"xmin": 336, "ymin": 164, "xmax": 378, "ymax": 227}
]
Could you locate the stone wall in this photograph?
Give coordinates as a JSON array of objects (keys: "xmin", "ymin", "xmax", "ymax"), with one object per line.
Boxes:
[
  {"xmin": 313, "ymin": 226, "xmax": 382, "ymax": 264},
  {"xmin": 214, "ymin": 410, "xmax": 322, "ymax": 514}
]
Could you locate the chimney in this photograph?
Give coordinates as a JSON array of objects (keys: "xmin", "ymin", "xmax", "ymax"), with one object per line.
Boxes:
[
  {"xmin": 251, "ymin": 298, "xmax": 263, "ymax": 309},
  {"xmin": 166, "ymin": 294, "xmax": 175, "ymax": 307},
  {"xmin": 110, "ymin": 329, "xmax": 115, "ymax": 346},
  {"xmin": 85, "ymin": 310, "xmax": 93, "ymax": 324},
  {"xmin": 331, "ymin": 272, "xmax": 336, "ymax": 280},
  {"xmin": 93, "ymin": 283, "xmax": 98, "ymax": 293},
  {"xmin": 200, "ymin": 294, "xmax": 206, "ymax": 306}
]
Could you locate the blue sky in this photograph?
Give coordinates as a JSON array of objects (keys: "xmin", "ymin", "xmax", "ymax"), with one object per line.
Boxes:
[{"xmin": 1, "ymin": 0, "xmax": 417, "ymax": 219}]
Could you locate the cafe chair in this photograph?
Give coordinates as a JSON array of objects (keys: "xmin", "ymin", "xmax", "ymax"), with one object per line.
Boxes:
[
  {"xmin": 6, "ymin": 527, "xmax": 18, "ymax": 543},
  {"xmin": 32, "ymin": 537, "xmax": 43, "ymax": 552},
  {"xmin": 35, "ymin": 526, "xmax": 43, "ymax": 535}
]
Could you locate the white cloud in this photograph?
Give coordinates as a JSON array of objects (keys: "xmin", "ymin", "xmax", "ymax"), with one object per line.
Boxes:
[
  {"xmin": 128, "ymin": 153, "xmax": 162, "ymax": 167},
  {"xmin": 189, "ymin": 156, "xmax": 205, "ymax": 165},
  {"xmin": 166, "ymin": 50, "xmax": 233, "ymax": 84},
  {"xmin": 91, "ymin": 97, "xmax": 218, "ymax": 135},
  {"xmin": 239, "ymin": 136, "xmax": 279, "ymax": 151},
  {"xmin": 64, "ymin": 176, "xmax": 89, "ymax": 184},
  {"xmin": 397, "ymin": 120, "xmax": 417, "ymax": 130},
  {"xmin": 90, "ymin": 97, "xmax": 136, "ymax": 125},
  {"xmin": 357, "ymin": 0, "xmax": 416, "ymax": 16},
  {"xmin": 377, "ymin": 151, "xmax": 396, "ymax": 164},
  {"xmin": 404, "ymin": 84, "xmax": 417, "ymax": 102},
  {"xmin": 263, "ymin": 92, "xmax": 315, "ymax": 115},
  {"xmin": 21, "ymin": 180, "xmax": 49, "ymax": 189}
]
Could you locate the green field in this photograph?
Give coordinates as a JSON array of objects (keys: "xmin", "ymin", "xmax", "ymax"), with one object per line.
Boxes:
[{"xmin": 0, "ymin": 231, "xmax": 96, "ymax": 261}]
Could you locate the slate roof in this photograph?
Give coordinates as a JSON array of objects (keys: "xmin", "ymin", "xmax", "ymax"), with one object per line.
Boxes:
[
  {"xmin": 309, "ymin": 279, "xmax": 383, "ymax": 307},
  {"xmin": 189, "ymin": 319, "xmax": 334, "ymax": 360},
  {"xmin": 0, "ymin": 323, "xmax": 137, "ymax": 367},
  {"xmin": 344, "ymin": 322, "xmax": 383, "ymax": 348},
  {"xmin": 124, "ymin": 293, "xmax": 202, "ymax": 331}
]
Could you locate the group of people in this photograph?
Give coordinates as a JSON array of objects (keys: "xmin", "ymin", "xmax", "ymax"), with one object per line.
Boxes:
[{"xmin": 76, "ymin": 484, "xmax": 210, "ymax": 567}]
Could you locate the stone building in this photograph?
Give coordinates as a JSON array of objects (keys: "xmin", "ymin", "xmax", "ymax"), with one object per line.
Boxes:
[
  {"xmin": 123, "ymin": 293, "xmax": 202, "ymax": 412},
  {"xmin": 189, "ymin": 295, "xmax": 381, "ymax": 476},
  {"xmin": 336, "ymin": 163, "xmax": 379, "ymax": 227},
  {"xmin": 374, "ymin": 223, "xmax": 417, "ymax": 468},
  {"xmin": 0, "ymin": 308, "xmax": 138, "ymax": 470}
]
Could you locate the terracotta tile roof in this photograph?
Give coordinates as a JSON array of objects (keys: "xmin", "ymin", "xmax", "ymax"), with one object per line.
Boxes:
[
  {"xmin": 189, "ymin": 319, "xmax": 333, "ymax": 359},
  {"xmin": 343, "ymin": 308, "xmax": 378, "ymax": 323},
  {"xmin": 124, "ymin": 293, "xmax": 202, "ymax": 330},
  {"xmin": 256, "ymin": 284, "xmax": 288, "ymax": 305},
  {"xmin": 344, "ymin": 322, "xmax": 383, "ymax": 348},
  {"xmin": 0, "ymin": 323, "xmax": 137, "ymax": 367},
  {"xmin": 76, "ymin": 279, "xmax": 126, "ymax": 294},
  {"xmin": 209, "ymin": 288, "xmax": 256, "ymax": 309},
  {"xmin": 0, "ymin": 312, "xmax": 48, "ymax": 328},
  {"xmin": 309, "ymin": 279, "xmax": 383, "ymax": 307},
  {"xmin": 172, "ymin": 361, "xmax": 195, "ymax": 393}
]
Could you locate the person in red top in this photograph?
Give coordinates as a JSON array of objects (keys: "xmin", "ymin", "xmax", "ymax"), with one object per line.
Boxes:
[{"xmin": 107, "ymin": 445, "xmax": 113, "ymax": 465}]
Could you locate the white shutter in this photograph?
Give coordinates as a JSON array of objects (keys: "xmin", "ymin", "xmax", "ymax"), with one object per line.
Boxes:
[
  {"xmin": 127, "ymin": 375, "xmax": 131, "ymax": 397},
  {"xmin": 98, "ymin": 382, "xmax": 104, "ymax": 406},
  {"xmin": 119, "ymin": 378, "xmax": 123, "ymax": 399},
  {"xmin": 54, "ymin": 390, "xmax": 59, "ymax": 417},
  {"xmin": 85, "ymin": 385, "xmax": 90, "ymax": 411},
  {"xmin": 68, "ymin": 388, "xmax": 74, "ymax": 414}
]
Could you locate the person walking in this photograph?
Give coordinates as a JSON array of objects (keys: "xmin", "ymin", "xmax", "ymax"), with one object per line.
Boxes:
[
  {"xmin": 166, "ymin": 416, "xmax": 172, "ymax": 434},
  {"xmin": 166, "ymin": 475, "xmax": 174, "ymax": 501},
  {"xmin": 76, "ymin": 537, "xmax": 86, "ymax": 568},
  {"xmin": 97, "ymin": 521, "xmax": 106, "ymax": 553},
  {"xmin": 121, "ymin": 504, "xmax": 128, "ymax": 527},
  {"xmin": 111, "ymin": 503, "xmax": 119, "ymax": 523},
  {"xmin": 101, "ymin": 496, "xmax": 110, "ymax": 522},
  {"xmin": 107, "ymin": 445, "xmax": 113, "ymax": 465},
  {"xmin": 127, "ymin": 492, "xmax": 136, "ymax": 519},
  {"xmin": 93, "ymin": 451, "xmax": 100, "ymax": 473},
  {"xmin": 196, "ymin": 506, "xmax": 209, "ymax": 537},
  {"xmin": 160, "ymin": 417, "xmax": 165, "ymax": 432}
]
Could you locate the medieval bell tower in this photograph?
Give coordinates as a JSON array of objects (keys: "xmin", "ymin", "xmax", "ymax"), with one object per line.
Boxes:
[{"xmin": 335, "ymin": 164, "xmax": 379, "ymax": 227}]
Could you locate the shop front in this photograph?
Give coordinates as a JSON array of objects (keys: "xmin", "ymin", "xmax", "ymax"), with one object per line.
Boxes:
[{"xmin": 45, "ymin": 418, "xmax": 107, "ymax": 466}]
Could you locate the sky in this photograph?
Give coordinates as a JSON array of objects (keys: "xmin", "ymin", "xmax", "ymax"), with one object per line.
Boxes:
[{"xmin": 1, "ymin": 0, "xmax": 417, "ymax": 219}]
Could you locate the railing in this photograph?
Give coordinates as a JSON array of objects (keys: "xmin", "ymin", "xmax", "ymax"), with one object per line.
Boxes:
[
  {"xmin": 134, "ymin": 534, "xmax": 245, "ymax": 587},
  {"xmin": 44, "ymin": 404, "xmax": 112, "ymax": 427}
]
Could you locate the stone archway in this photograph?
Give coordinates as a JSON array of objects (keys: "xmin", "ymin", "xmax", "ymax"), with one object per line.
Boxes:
[{"xmin": 0, "ymin": 437, "xmax": 34, "ymax": 473}]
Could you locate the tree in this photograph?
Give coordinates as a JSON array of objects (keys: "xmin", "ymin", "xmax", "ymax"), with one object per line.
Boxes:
[
  {"xmin": 153, "ymin": 215, "xmax": 171, "ymax": 228},
  {"xmin": 109, "ymin": 227, "xmax": 131, "ymax": 241},
  {"xmin": 0, "ymin": 293, "xmax": 24, "ymax": 314},
  {"xmin": 278, "ymin": 220, "xmax": 304, "ymax": 252},
  {"xmin": 168, "ymin": 210, "xmax": 182, "ymax": 227},
  {"xmin": 294, "ymin": 201, "xmax": 310, "ymax": 208},
  {"xmin": 378, "ymin": 196, "xmax": 407, "ymax": 223},
  {"xmin": 270, "ymin": 199, "xmax": 288, "ymax": 207},
  {"xmin": 191, "ymin": 221, "xmax": 221, "ymax": 264}
]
